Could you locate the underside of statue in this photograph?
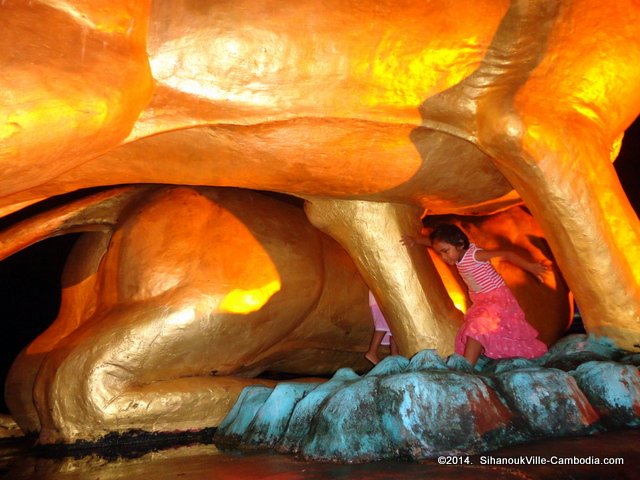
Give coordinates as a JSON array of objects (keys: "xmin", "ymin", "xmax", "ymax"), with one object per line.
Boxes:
[{"xmin": 0, "ymin": 0, "xmax": 639, "ymax": 444}]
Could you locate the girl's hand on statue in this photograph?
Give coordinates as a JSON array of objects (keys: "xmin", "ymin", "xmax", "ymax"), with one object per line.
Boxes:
[
  {"xmin": 400, "ymin": 235, "xmax": 416, "ymax": 248},
  {"xmin": 531, "ymin": 260, "xmax": 552, "ymax": 283}
]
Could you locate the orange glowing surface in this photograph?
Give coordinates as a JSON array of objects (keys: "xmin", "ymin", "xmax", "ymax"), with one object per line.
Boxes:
[
  {"xmin": 429, "ymin": 249, "xmax": 469, "ymax": 313},
  {"xmin": 219, "ymin": 280, "xmax": 281, "ymax": 314},
  {"xmin": 449, "ymin": 292, "xmax": 468, "ymax": 314}
]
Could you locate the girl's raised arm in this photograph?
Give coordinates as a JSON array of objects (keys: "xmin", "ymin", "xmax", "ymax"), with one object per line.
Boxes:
[
  {"xmin": 400, "ymin": 234, "xmax": 432, "ymax": 248},
  {"xmin": 474, "ymin": 249, "xmax": 551, "ymax": 282}
]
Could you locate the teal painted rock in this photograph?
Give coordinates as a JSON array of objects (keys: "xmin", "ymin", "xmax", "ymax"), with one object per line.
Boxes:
[
  {"xmin": 544, "ymin": 334, "xmax": 623, "ymax": 371},
  {"xmin": 214, "ymin": 335, "xmax": 639, "ymax": 462},
  {"xmin": 494, "ymin": 368, "xmax": 599, "ymax": 438},
  {"xmin": 571, "ymin": 361, "xmax": 640, "ymax": 428},
  {"xmin": 215, "ymin": 385, "xmax": 273, "ymax": 443},
  {"xmin": 277, "ymin": 368, "xmax": 361, "ymax": 453},
  {"xmin": 240, "ymin": 382, "xmax": 320, "ymax": 448},
  {"xmin": 301, "ymin": 370, "xmax": 515, "ymax": 461}
]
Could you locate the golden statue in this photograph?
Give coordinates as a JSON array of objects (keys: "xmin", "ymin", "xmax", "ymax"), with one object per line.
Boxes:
[{"xmin": 0, "ymin": 0, "xmax": 639, "ymax": 444}]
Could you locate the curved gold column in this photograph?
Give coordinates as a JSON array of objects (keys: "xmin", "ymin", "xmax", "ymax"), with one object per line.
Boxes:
[
  {"xmin": 419, "ymin": 0, "xmax": 640, "ymax": 351},
  {"xmin": 305, "ymin": 198, "xmax": 462, "ymax": 358}
]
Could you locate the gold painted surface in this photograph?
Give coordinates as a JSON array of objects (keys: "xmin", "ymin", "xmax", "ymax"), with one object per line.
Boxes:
[
  {"xmin": 0, "ymin": 0, "xmax": 154, "ymax": 197},
  {"xmin": 0, "ymin": 0, "xmax": 514, "ymax": 215},
  {"xmin": 304, "ymin": 198, "xmax": 463, "ymax": 358},
  {"xmin": 416, "ymin": 0, "xmax": 640, "ymax": 350},
  {"xmin": 502, "ymin": 1, "xmax": 640, "ymax": 344},
  {"xmin": 1, "ymin": 187, "xmax": 568, "ymax": 444},
  {"xmin": 3, "ymin": 187, "xmax": 376, "ymax": 443},
  {"xmin": 0, "ymin": 0, "xmax": 639, "ymax": 444}
]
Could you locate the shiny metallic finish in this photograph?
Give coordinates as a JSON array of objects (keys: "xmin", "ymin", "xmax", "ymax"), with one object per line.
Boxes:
[{"xmin": 1, "ymin": 0, "xmax": 639, "ymax": 443}]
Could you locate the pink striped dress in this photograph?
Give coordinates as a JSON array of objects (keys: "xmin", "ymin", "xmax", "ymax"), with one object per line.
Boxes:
[{"xmin": 454, "ymin": 244, "xmax": 548, "ymax": 360}]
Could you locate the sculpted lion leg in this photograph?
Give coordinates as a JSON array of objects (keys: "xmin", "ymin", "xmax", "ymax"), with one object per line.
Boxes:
[
  {"xmin": 6, "ymin": 186, "xmax": 373, "ymax": 444},
  {"xmin": 31, "ymin": 297, "xmax": 283, "ymax": 444},
  {"xmin": 304, "ymin": 198, "xmax": 462, "ymax": 358},
  {"xmin": 1, "ymin": 187, "xmax": 156, "ymax": 436},
  {"xmin": 418, "ymin": 0, "xmax": 640, "ymax": 350},
  {"xmin": 488, "ymin": 120, "xmax": 640, "ymax": 351},
  {"xmin": 5, "ymin": 231, "xmax": 110, "ymax": 435},
  {"xmin": 23, "ymin": 186, "xmax": 318, "ymax": 444},
  {"xmin": 469, "ymin": 0, "xmax": 640, "ymax": 349}
]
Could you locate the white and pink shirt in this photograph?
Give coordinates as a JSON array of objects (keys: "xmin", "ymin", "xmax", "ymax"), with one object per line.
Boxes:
[{"xmin": 456, "ymin": 243, "xmax": 505, "ymax": 294}]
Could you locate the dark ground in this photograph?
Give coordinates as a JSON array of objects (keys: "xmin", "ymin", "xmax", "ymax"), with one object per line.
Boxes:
[{"xmin": 1, "ymin": 429, "xmax": 639, "ymax": 479}]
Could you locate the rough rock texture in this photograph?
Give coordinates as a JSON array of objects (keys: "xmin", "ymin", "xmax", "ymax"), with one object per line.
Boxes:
[{"xmin": 214, "ymin": 334, "xmax": 640, "ymax": 462}]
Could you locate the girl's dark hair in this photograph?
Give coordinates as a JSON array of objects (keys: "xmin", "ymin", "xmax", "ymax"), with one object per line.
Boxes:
[{"xmin": 429, "ymin": 224, "xmax": 470, "ymax": 249}]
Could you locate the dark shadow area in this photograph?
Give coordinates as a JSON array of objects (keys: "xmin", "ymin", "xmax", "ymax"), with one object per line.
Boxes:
[
  {"xmin": 615, "ymin": 117, "xmax": 640, "ymax": 212},
  {"xmin": 32, "ymin": 428, "xmax": 219, "ymax": 462},
  {"xmin": 0, "ymin": 186, "xmax": 111, "ymax": 230},
  {"xmin": 0, "ymin": 234, "xmax": 80, "ymax": 414}
]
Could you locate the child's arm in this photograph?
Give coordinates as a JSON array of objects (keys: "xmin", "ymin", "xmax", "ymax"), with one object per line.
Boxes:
[
  {"xmin": 400, "ymin": 234, "xmax": 432, "ymax": 248},
  {"xmin": 474, "ymin": 249, "xmax": 551, "ymax": 282}
]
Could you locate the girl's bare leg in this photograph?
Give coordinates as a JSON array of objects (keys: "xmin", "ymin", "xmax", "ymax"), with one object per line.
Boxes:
[
  {"xmin": 390, "ymin": 336, "xmax": 399, "ymax": 356},
  {"xmin": 365, "ymin": 330, "xmax": 387, "ymax": 365},
  {"xmin": 463, "ymin": 336, "xmax": 484, "ymax": 367}
]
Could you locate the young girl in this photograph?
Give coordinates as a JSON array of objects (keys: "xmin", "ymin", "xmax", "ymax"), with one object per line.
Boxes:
[
  {"xmin": 401, "ymin": 224, "xmax": 549, "ymax": 366},
  {"xmin": 365, "ymin": 290, "xmax": 399, "ymax": 365}
]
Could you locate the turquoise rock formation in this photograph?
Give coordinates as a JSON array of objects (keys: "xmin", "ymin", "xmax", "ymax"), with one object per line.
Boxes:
[
  {"xmin": 572, "ymin": 361, "xmax": 640, "ymax": 428},
  {"xmin": 213, "ymin": 334, "xmax": 640, "ymax": 462}
]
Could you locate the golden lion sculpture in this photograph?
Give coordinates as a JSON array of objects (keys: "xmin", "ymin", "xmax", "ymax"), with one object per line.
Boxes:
[
  {"xmin": 1, "ymin": 0, "xmax": 639, "ymax": 444},
  {"xmin": 1, "ymin": 185, "xmax": 566, "ymax": 444}
]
